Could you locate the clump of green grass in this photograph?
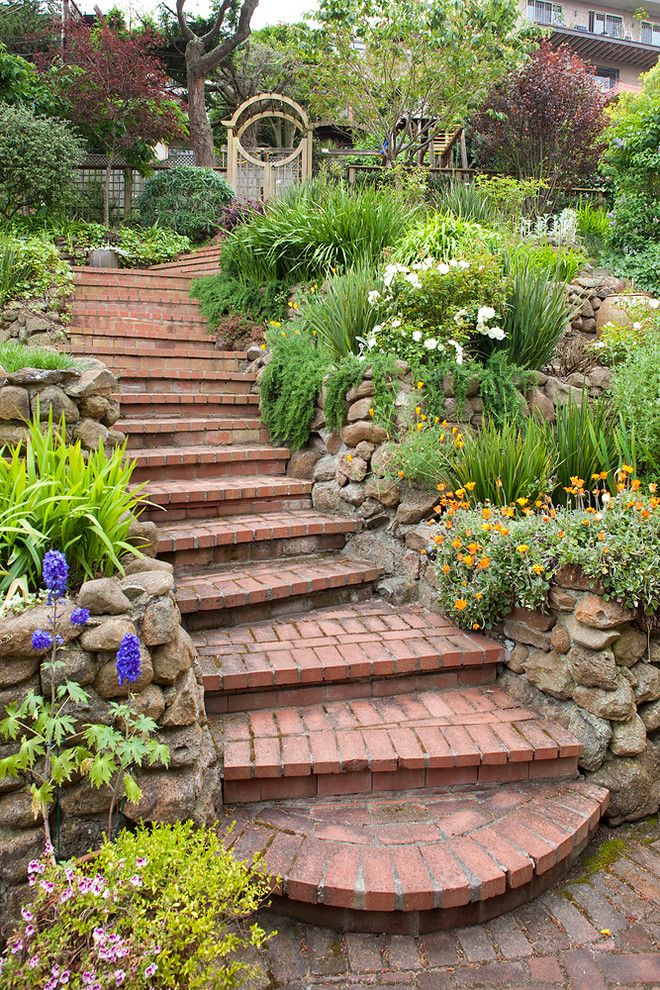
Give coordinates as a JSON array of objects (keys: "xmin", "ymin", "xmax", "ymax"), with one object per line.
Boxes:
[{"xmin": 0, "ymin": 342, "xmax": 77, "ymax": 373}]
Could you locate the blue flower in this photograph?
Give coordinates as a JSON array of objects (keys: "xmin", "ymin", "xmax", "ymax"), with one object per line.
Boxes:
[
  {"xmin": 116, "ymin": 634, "xmax": 141, "ymax": 686},
  {"xmin": 70, "ymin": 608, "xmax": 90, "ymax": 626},
  {"xmin": 42, "ymin": 550, "xmax": 69, "ymax": 601},
  {"xmin": 32, "ymin": 630, "xmax": 53, "ymax": 652}
]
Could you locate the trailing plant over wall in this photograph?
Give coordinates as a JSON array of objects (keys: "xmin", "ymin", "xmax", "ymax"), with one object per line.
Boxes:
[
  {"xmin": 191, "ymin": 273, "xmax": 290, "ymax": 328},
  {"xmin": 259, "ymin": 328, "xmax": 331, "ymax": 449},
  {"xmin": 325, "ymin": 355, "xmax": 365, "ymax": 433},
  {"xmin": 0, "ymin": 235, "xmax": 72, "ymax": 305}
]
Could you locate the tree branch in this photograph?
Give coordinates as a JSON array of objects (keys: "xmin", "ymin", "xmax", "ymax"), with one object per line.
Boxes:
[
  {"xmin": 201, "ymin": 0, "xmax": 232, "ymax": 47},
  {"xmin": 175, "ymin": 0, "xmax": 195, "ymax": 42},
  {"xmin": 197, "ymin": 0, "xmax": 259, "ymax": 76}
]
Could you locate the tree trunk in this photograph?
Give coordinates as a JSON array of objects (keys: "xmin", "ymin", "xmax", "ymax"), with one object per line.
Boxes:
[
  {"xmin": 103, "ymin": 164, "xmax": 111, "ymax": 227},
  {"xmin": 123, "ymin": 168, "xmax": 133, "ymax": 222},
  {"xmin": 186, "ymin": 42, "xmax": 216, "ymax": 167}
]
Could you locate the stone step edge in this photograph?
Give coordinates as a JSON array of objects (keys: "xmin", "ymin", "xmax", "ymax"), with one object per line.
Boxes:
[{"xmin": 221, "ymin": 781, "xmax": 609, "ymax": 931}]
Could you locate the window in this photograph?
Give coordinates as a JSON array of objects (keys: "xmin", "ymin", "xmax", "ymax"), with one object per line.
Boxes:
[
  {"xmin": 589, "ymin": 11, "xmax": 624, "ymax": 37},
  {"xmin": 641, "ymin": 21, "xmax": 660, "ymax": 46},
  {"xmin": 595, "ymin": 66, "xmax": 620, "ymax": 90},
  {"xmin": 527, "ymin": 1, "xmax": 564, "ymax": 25}
]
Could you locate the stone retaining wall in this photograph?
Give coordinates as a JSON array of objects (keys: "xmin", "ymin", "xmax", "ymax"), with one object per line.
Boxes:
[
  {"xmin": 0, "ymin": 561, "xmax": 219, "ymax": 931},
  {"xmin": 0, "ymin": 360, "xmax": 125, "ymax": 450},
  {"xmin": 0, "ymin": 295, "xmax": 70, "ymax": 351}
]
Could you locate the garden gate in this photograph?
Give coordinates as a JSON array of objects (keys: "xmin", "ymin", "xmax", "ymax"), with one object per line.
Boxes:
[{"xmin": 223, "ymin": 94, "xmax": 313, "ymax": 201}]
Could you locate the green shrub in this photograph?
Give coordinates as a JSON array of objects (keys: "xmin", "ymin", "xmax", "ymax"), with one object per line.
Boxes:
[
  {"xmin": 136, "ymin": 167, "xmax": 234, "ymax": 243},
  {"xmin": 593, "ymin": 298, "xmax": 660, "ymax": 365},
  {"xmin": 0, "ymin": 416, "xmax": 145, "ymax": 592},
  {"xmin": 0, "ymin": 821, "xmax": 273, "ymax": 990},
  {"xmin": 324, "ymin": 351, "xmax": 399, "ymax": 435},
  {"xmin": 429, "ymin": 180, "xmax": 499, "ymax": 224},
  {"xmin": 371, "ymin": 255, "xmax": 507, "ymax": 366},
  {"xmin": 506, "ymin": 241, "xmax": 587, "ymax": 282},
  {"xmin": 324, "ymin": 354, "xmax": 365, "ymax": 432},
  {"xmin": 611, "ymin": 336, "xmax": 660, "ymax": 474},
  {"xmin": 191, "ymin": 274, "xmax": 290, "ymax": 328},
  {"xmin": 300, "ymin": 265, "xmax": 385, "ymax": 361},
  {"xmin": 496, "ymin": 260, "xmax": 573, "ymax": 370},
  {"xmin": 606, "ymin": 244, "xmax": 660, "ymax": 296},
  {"xmin": 394, "ymin": 212, "xmax": 502, "ymax": 265},
  {"xmin": 0, "ymin": 234, "xmax": 72, "ymax": 305},
  {"xmin": 259, "ymin": 328, "xmax": 331, "ymax": 449},
  {"xmin": 223, "ymin": 180, "xmax": 416, "ymax": 284},
  {"xmin": 433, "ymin": 490, "xmax": 660, "ymax": 629},
  {"xmin": 608, "ymin": 192, "xmax": 659, "ymax": 253},
  {"xmin": 474, "ymin": 175, "xmax": 547, "ymax": 219},
  {"xmin": 116, "ymin": 226, "xmax": 191, "ymax": 266},
  {"xmin": 0, "ymin": 105, "xmax": 84, "ymax": 220},
  {"xmin": 0, "ymin": 342, "xmax": 76, "ymax": 372}
]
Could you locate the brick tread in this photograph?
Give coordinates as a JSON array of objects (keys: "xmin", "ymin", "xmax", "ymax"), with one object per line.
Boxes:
[
  {"xmin": 219, "ymin": 683, "xmax": 582, "ymax": 789},
  {"xmin": 176, "ymin": 556, "xmax": 380, "ymax": 615},
  {"xmin": 195, "ymin": 600, "xmax": 502, "ymax": 694},
  {"xmin": 160, "ymin": 509, "xmax": 358, "ymax": 556},
  {"xmin": 141, "ymin": 474, "xmax": 312, "ymax": 508},
  {"xmin": 132, "ymin": 444, "xmax": 288, "ymax": 467},
  {"xmin": 222, "ymin": 780, "xmax": 609, "ymax": 913},
  {"xmin": 120, "ymin": 393, "xmax": 259, "ymax": 408},
  {"xmin": 118, "ymin": 416, "xmax": 263, "ymax": 433}
]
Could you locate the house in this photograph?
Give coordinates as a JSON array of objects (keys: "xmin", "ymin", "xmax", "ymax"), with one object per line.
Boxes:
[{"xmin": 522, "ymin": 0, "xmax": 660, "ymax": 92}]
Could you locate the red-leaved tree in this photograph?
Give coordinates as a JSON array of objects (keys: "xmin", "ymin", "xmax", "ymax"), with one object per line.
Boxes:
[
  {"xmin": 471, "ymin": 41, "xmax": 608, "ymax": 195},
  {"xmin": 42, "ymin": 21, "xmax": 187, "ymax": 223}
]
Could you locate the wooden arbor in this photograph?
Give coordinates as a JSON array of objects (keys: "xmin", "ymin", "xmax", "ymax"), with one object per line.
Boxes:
[{"xmin": 223, "ymin": 93, "xmax": 314, "ymax": 202}]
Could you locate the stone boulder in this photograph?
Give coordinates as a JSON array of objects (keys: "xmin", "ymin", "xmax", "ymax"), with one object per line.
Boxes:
[
  {"xmin": 522, "ymin": 648, "xmax": 574, "ymax": 699},
  {"xmin": 590, "ymin": 741, "xmax": 660, "ymax": 824},
  {"xmin": 574, "ymin": 594, "xmax": 635, "ymax": 630}
]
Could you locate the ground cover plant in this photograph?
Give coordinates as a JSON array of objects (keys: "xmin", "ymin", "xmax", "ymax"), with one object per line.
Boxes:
[
  {"xmin": 0, "ymin": 234, "xmax": 72, "ymax": 305},
  {"xmin": 0, "ymin": 343, "xmax": 77, "ymax": 372}
]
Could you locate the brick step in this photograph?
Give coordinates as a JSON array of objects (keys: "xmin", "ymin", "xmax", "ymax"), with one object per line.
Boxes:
[
  {"xmin": 150, "ymin": 251, "xmax": 221, "ymax": 270},
  {"xmin": 119, "ymin": 370, "xmax": 255, "ymax": 395},
  {"xmin": 197, "ymin": 601, "xmax": 502, "ymax": 712},
  {"xmin": 147, "ymin": 262, "xmax": 219, "ymax": 276},
  {"xmin": 71, "ymin": 319, "xmax": 214, "ymax": 343},
  {"xmin": 140, "ymin": 475, "xmax": 313, "ymax": 521},
  {"xmin": 119, "ymin": 416, "xmax": 268, "ymax": 449},
  {"xmin": 72, "ymin": 347, "xmax": 240, "ymax": 375},
  {"xmin": 72, "ymin": 300, "xmax": 208, "ymax": 323},
  {"xmin": 71, "ymin": 337, "xmax": 234, "ymax": 360},
  {"xmin": 176, "ymin": 556, "xmax": 380, "ymax": 631},
  {"xmin": 74, "ymin": 284, "xmax": 200, "ymax": 305},
  {"xmin": 130, "ymin": 443, "xmax": 288, "ymax": 482},
  {"xmin": 218, "ymin": 685, "xmax": 583, "ymax": 804},
  {"xmin": 119, "ymin": 392, "xmax": 259, "ymax": 420},
  {"xmin": 74, "ymin": 270, "xmax": 195, "ymax": 291},
  {"xmin": 222, "ymin": 779, "xmax": 609, "ymax": 932},
  {"xmin": 158, "ymin": 509, "xmax": 359, "ymax": 572}
]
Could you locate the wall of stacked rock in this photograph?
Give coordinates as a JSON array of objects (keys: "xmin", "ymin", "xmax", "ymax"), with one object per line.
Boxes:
[{"xmin": 0, "ymin": 557, "xmax": 219, "ymax": 932}]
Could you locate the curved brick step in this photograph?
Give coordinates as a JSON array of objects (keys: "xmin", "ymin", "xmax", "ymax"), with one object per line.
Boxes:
[
  {"xmin": 177, "ymin": 557, "xmax": 380, "ymax": 631},
  {"xmin": 159, "ymin": 509, "xmax": 359, "ymax": 571},
  {"xmin": 71, "ymin": 320, "xmax": 213, "ymax": 343},
  {"xmin": 218, "ymin": 685, "xmax": 582, "ymax": 803},
  {"xmin": 72, "ymin": 300, "xmax": 207, "ymax": 323},
  {"xmin": 131, "ymin": 444, "xmax": 288, "ymax": 483},
  {"xmin": 140, "ymin": 475, "xmax": 313, "ymax": 521},
  {"xmin": 74, "ymin": 283, "xmax": 200, "ymax": 305},
  {"xmin": 197, "ymin": 601, "xmax": 502, "ymax": 712},
  {"xmin": 221, "ymin": 780, "xmax": 609, "ymax": 933},
  {"xmin": 119, "ymin": 370, "xmax": 255, "ymax": 394},
  {"xmin": 119, "ymin": 416, "xmax": 268, "ymax": 448},
  {"xmin": 71, "ymin": 338, "xmax": 238, "ymax": 361},
  {"xmin": 120, "ymin": 393, "xmax": 259, "ymax": 421}
]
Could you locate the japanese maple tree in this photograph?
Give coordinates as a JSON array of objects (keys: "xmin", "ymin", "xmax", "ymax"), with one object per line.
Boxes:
[
  {"xmin": 472, "ymin": 41, "xmax": 608, "ymax": 195},
  {"xmin": 42, "ymin": 20, "xmax": 187, "ymax": 223}
]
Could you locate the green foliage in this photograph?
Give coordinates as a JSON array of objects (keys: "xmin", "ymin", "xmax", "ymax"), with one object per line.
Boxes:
[
  {"xmin": 605, "ymin": 244, "xmax": 660, "ymax": 296},
  {"xmin": 115, "ymin": 226, "xmax": 191, "ymax": 266},
  {"xmin": 474, "ymin": 174, "xmax": 547, "ymax": 219},
  {"xmin": 259, "ymin": 328, "xmax": 331, "ymax": 449},
  {"xmin": 394, "ymin": 212, "xmax": 502, "ymax": 265},
  {"xmin": 476, "ymin": 352, "xmax": 535, "ymax": 428},
  {"xmin": 366, "ymin": 351, "xmax": 399, "ymax": 433},
  {"xmin": 434, "ymin": 490, "xmax": 660, "ymax": 629},
  {"xmin": 191, "ymin": 273, "xmax": 290, "ymax": 328},
  {"xmin": 601, "ymin": 62, "xmax": 660, "ymax": 202},
  {"xmin": 575, "ymin": 200, "xmax": 611, "ymax": 255},
  {"xmin": 506, "ymin": 240, "xmax": 587, "ymax": 282},
  {"xmin": 1, "ymin": 821, "xmax": 274, "ymax": 990},
  {"xmin": 496, "ymin": 259, "xmax": 573, "ymax": 369},
  {"xmin": 300, "ymin": 266, "xmax": 385, "ymax": 361},
  {"xmin": 0, "ymin": 342, "xmax": 76, "ymax": 372},
  {"xmin": 594, "ymin": 298, "xmax": 660, "ymax": 365},
  {"xmin": 611, "ymin": 337, "xmax": 660, "ymax": 474},
  {"xmin": 324, "ymin": 354, "xmax": 365, "ymax": 432},
  {"xmin": 222, "ymin": 180, "xmax": 415, "ymax": 283},
  {"xmin": 0, "ymin": 41, "xmax": 57, "ymax": 113},
  {"xmin": 0, "ymin": 104, "xmax": 84, "ymax": 219},
  {"xmin": 429, "ymin": 180, "xmax": 500, "ymax": 224},
  {"xmin": 0, "ymin": 234, "xmax": 72, "ymax": 304},
  {"xmin": 136, "ymin": 167, "xmax": 234, "ymax": 243},
  {"xmin": 552, "ymin": 393, "xmax": 618, "ymax": 503},
  {"xmin": 0, "ymin": 416, "xmax": 146, "ymax": 593},
  {"xmin": 607, "ymin": 191, "xmax": 659, "ymax": 253}
]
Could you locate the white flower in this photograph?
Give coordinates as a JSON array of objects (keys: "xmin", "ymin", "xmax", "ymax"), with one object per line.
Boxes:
[
  {"xmin": 449, "ymin": 259, "xmax": 459, "ymax": 268},
  {"xmin": 453, "ymin": 308, "xmax": 468, "ymax": 324},
  {"xmin": 486, "ymin": 325, "xmax": 506, "ymax": 341},
  {"xmin": 424, "ymin": 338, "xmax": 438, "ymax": 350},
  {"xmin": 383, "ymin": 263, "xmax": 408, "ymax": 287},
  {"xmin": 477, "ymin": 305, "xmax": 496, "ymax": 324},
  {"xmin": 458, "ymin": 260, "xmax": 470, "ymax": 269},
  {"xmin": 649, "ymin": 298, "xmax": 659, "ymax": 309},
  {"xmin": 412, "ymin": 330, "xmax": 423, "ymax": 342},
  {"xmin": 405, "ymin": 272, "xmax": 422, "ymax": 289},
  {"xmin": 632, "ymin": 321, "xmax": 642, "ymax": 329},
  {"xmin": 367, "ymin": 290, "xmax": 381, "ymax": 305},
  {"xmin": 391, "ymin": 319, "xmax": 402, "ymax": 328},
  {"xmin": 372, "ymin": 324, "xmax": 382, "ymax": 335},
  {"xmin": 436, "ymin": 262, "xmax": 450, "ymax": 275},
  {"xmin": 448, "ymin": 339, "xmax": 464, "ymax": 364}
]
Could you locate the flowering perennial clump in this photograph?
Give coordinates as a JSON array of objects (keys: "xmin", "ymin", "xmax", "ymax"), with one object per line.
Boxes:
[{"xmin": 427, "ymin": 472, "xmax": 660, "ymax": 630}]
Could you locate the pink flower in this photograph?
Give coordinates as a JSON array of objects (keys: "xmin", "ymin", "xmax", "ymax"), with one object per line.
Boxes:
[
  {"xmin": 129, "ymin": 875, "xmax": 143, "ymax": 888},
  {"xmin": 135, "ymin": 857, "xmax": 147, "ymax": 867},
  {"xmin": 25, "ymin": 924, "xmax": 35, "ymax": 938},
  {"xmin": 60, "ymin": 971, "xmax": 70, "ymax": 984},
  {"xmin": 28, "ymin": 955, "xmax": 40, "ymax": 969},
  {"xmin": 21, "ymin": 906, "xmax": 33, "ymax": 921},
  {"xmin": 60, "ymin": 889, "xmax": 73, "ymax": 903},
  {"xmin": 114, "ymin": 970, "xmax": 126, "ymax": 986},
  {"xmin": 82, "ymin": 972, "xmax": 97, "ymax": 985},
  {"xmin": 145, "ymin": 963, "xmax": 157, "ymax": 977},
  {"xmin": 28, "ymin": 859, "xmax": 45, "ymax": 875},
  {"xmin": 9, "ymin": 938, "xmax": 22, "ymax": 953},
  {"xmin": 39, "ymin": 880, "xmax": 55, "ymax": 893}
]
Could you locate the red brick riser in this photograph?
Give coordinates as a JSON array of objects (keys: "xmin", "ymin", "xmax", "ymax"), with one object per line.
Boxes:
[{"xmin": 70, "ymin": 248, "xmax": 609, "ymax": 932}]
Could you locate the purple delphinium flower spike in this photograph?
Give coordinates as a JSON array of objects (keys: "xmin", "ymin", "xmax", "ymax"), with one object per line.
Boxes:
[
  {"xmin": 70, "ymin": 608, "xmax": 90, "ymax": 626},
  {"xmin": 116, "ymin": 634, "xmax": 141, "ymax": 686},
  {"xmin": 42, "ymin": 550, "xmax": 69, "ymax": 601},
  {"xmin": 32, "ymin": 629, "xmax": 53, "ymax": 652}
]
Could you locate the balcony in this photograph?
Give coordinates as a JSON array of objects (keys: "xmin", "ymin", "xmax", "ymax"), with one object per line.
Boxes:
[{"xmin": 547, "ymin": 23, "xmax": 660, "ymax": 70}]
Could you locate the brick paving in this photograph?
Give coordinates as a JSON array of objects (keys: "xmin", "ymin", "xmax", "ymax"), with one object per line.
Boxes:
[{"xmin": 245, "ymin": 817, "xmax": 660, "ymax": 989}]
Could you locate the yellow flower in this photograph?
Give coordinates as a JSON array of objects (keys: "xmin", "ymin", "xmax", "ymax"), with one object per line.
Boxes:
[
  {"xmin": 454, "ymin": 598, "xmax": 468, "ymax": 611},
  {"xmin": 516, "ymin": 497, "xmax": 529, "ymax": 507},
  {"xmin": 475, "ymin": 592, "xmax": 483, "ymax": 600},
  {"xmin": 600, "ymin": 929, "xmax": 612, "ymax": 937},
  {"xmin": 434, "ymin": 535, "xmax": 444, "ymax": 545},
  {"xmin": 437, "ymin": 483, "xmax": 447, "ymax": 492},
  {"xmin": 369, "ymin": 407, "xmax": 374, "ymax": 418},
  {"xmin": 622, "ymin": 463, "xmax": 634, "ymax": 475},
  {"xmin": 259, "ymin": 343, "xmax": 267, "ymax": 350},
  {"xmin": 441, "ymin": 564, "xmax": 451, "ymax": 574},
  {"xmin": 269, "ymin": 320, "xmax": 281, "ymax": 327},
  {"xmin": 452, "ymin": 538, "xmax": 462, "ymax": 549},
  {"xmin": 417, "ymin": 422, "xmax": 424, "ymax": 431},
  {"xmin": 346, "ymin": 454, "xmax": 353, "ymax": 462},
  {"xmin": 467, "ymin": 542, "xmax": 479, "ymax": 554},
  {"xmin": 463, "ymin": 554, "xmax": 474, "ymax": 567},
  {"xmin": 455, "ymin": 488, "xmax": 465, "ymax": 499},
  {"xmin": 417, "ymin": 381, "xmax": 424, "ymax": 389},
  {"xmin": 482, "ymin": 507, "xmax": 491, "ymax": 521},
  {"xmin": 398, "ymin": 470, "xmax": 405, "ymax": 478},
  {"xmin": 415, "ymin": 406, "xmax": 422, "ymax": 416},
  {"xmin": 516, "ymin": 544, "xmax": 529, "ymax": 554},
  {"xmin": 472, "ymin": 623, "xmax": 480, "ymax": 630},
  {"xmin": 477, "ymin": 557, "xmax": 491, "ymax": 570},
  {"xmin": 631, "ymin": 479, "xmax": 641, "ymax": 491},
  {"xmin": 531, "ymin": 564, "xmax": 544, "ymax": 575},
  {"xmin": 465, "ymin": 482, "xmax": 477, "ymax": 491}
]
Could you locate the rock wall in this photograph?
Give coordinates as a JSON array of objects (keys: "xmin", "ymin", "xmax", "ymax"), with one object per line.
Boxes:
[
  {"xmin": 0, "ymin": 295, "xmax": 70, "ymax": 351},
  {"xmin": 0, "ymin": 360, "xmax": 125, "ymax": 449},
  {"xmin": 0, "ymin": 560, "xmax": 219, "ymax": 931},
  {"xmin": 497, "ymin": 573, "xmax": 660, "ymax": 826}
]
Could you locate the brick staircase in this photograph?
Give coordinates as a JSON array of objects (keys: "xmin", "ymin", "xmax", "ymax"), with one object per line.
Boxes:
[{"xmin": 70, "ymin": 247, "xmax": 609, "ymax": 934}]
